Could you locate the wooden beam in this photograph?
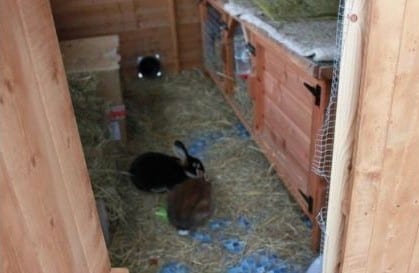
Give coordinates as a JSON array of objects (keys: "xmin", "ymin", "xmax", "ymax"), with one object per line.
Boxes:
[
  {"xmin": 168, "ymin": 0, "xmax": 180, "ymax": 73},
  {"xmin": 308, "ymin": 79, "xmax": 330, "ymax": 251},
  {"xmin": 322, "ymin": 0, "xmax": 367, "ymax": 272},
  {"xmin": 341, "ymin": 0, "xmax": 419, "ymax": 272},
  {"xmin": 59, "ymin": 35, "xmax": 120, "ymax": 73}
]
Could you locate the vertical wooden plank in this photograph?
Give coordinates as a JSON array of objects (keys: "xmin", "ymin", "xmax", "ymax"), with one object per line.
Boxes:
[
  {"xmin": 178, "ymin": 0, "xmax": 202, "ymax": 69},
  {"xmin": 363, "ymin": 0, "xmax": 419, "ymax": 271},
  {"xmin": 168, "ymin": 0, "xmax": 180, "ymax": 72},
  {"xmin": 252, "ymin": 41, "xmax": 265, "ymax": 132},
  {"xmin": 0, "ymin": 0, "xmax": 110, "ymax": 272},
  {"xmin": 408, "ymin": 232, "xmax": 419, "ymax": 273},
  {"xmin": 20, "ymin": 1, "xmax": 111, "ymax": 272},
  {"xmin": 308, "ymin": 81, "xmax": 330, "ymax": 251},
  {"xmin": 366, "ymin": 61, "xmax": 419, "ymax": 272},
  {"xmin": 308, "ymin": 79, "xmax": 330, "ymax": 251},
  {"xmin": 198, "ymin": 0, "xmax": 208, "ymax": 71},
  {"xmin": 1, "ymin": 1, "xmax": 86, "ymax": 273},
  {"xmin": 322, "ymin": 0, "xmax": 367, "ymax": 272},
  {"xmin": 341, "ymin": 0, "xmax": 419, "ymax": 272},
  {"xmin": 0, "ymin": 158, "xmax": 43, "ymax": 273}
]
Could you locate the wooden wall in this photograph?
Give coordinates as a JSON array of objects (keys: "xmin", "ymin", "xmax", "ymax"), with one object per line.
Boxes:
[
  {"xmin": 341, "ymin": 0, "xmax": 419, "ymax": 272},
  {"xmin": 0, "ymin": 0, "xmax": 113, "ymax": 272},
  {"xmin": 50, "ymin": 0, "xmax": 203, "ymax": 76}
]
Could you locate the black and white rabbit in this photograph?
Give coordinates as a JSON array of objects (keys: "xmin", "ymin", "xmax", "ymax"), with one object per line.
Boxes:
[
  {"xmin": 129, "ymin": 140, "xmax": 205, "ymax": 192},
  {"xmin": 167, "ymin": 170, "xmax": 212, "ymax": 235}
]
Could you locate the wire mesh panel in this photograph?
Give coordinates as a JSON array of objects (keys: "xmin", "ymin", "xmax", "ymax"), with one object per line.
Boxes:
[
  {"xmin": 312, "ymin": 0, "xmax": 346, "ymax": 184},
  {"xmin": 232, "ymin": 26, "xmax": 254, "ymax": 125},
  {"xmin": 312, "ymin": 0, "xmax": 347, "ymax": 252},
  {"xmin": 202, "ymin": 5, "xmax": 225, "ymax": 76}
]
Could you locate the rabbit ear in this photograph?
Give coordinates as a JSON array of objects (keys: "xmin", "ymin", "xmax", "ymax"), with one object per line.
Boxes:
[{"xmin": 173, "ymin": 140, "xmax": 188, "ymax": 166}]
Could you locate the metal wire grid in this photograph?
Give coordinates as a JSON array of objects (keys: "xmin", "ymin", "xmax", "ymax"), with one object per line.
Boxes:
[
  {"xmin": 203, "ymin": 5, "xmax": 225, "ymax": 75},
  {"xmin": 312, "ymin": 0, "xmax": 347, "ymax": 252}
]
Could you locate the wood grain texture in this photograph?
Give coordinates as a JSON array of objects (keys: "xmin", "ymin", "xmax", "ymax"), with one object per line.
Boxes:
[
  {"xmin": 307, "ymin": 79, "xmax": 330, "ymax": 251},
  {"xmin": 0, "ymin": 0, "xmax": 110, "ymax": 272},
  {"xmin": 60, "ymin": 35, "xmax": 121, "ymax": 72},
  {"xmin": 341, "ymin": 0, "xmax": 419, "ymax": 272},
  {"xmin": 252, "ymin": 41, "xmax": 265, "ymax": 133},
  {"xmin": 50, "ymin": 0, "xmax": 202, "ymax": 74},
  {"xmin": 200, "ymin": 0, "xmax": 330, "ymax": 250},
  {"xmin": 242, "ymin": 19, "xmax": 333, "ymax": 81},
  {"xmin": 244, "ymin": 11, "xmax": 330, "ymax": 250},
  {"xmin": 0, "ymin": 158, "xmax": 44, "ymax": 273},
  {"xmin": 168, "ymin": 0, "xmax": 180, "ymax": 72},
  {"xmin": 322, "ymin": 0, "xmax": 367, "ymax": 272},
  {"xmin": 263, "ymin": 97, "xmax": 311, "ymax": 170},
  {"xmin": 254, "ymin": 32, "xmax": 328, "ymax": 199}
]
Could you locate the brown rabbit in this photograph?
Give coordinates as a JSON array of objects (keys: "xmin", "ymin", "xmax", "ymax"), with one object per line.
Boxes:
[{"xmin": 167, "ymin": 171, "xmax": 212, "ymax": 234}]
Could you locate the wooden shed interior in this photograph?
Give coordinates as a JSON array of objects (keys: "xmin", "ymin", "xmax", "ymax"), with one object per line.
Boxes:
[{"xmin": 1, "ymin": 0, "xmax": 419, "ymax": 273}]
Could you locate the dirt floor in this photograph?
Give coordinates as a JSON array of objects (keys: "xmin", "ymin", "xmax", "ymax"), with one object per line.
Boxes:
[{"xmin": 107, "ymin": 70, "xmax": 315, "ymax": 273}]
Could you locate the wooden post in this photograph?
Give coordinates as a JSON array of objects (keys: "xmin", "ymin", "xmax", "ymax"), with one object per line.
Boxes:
[
  {"xmin": 340, "ymin": 0, "xmax": 419, "ymax": 272},
  {"xmin": 0, "ymin": 0, "xmax": 127, "ymax": 272},
  {"xmin": 168, "ymin": 0, "xmax": 180, "ymax": 73},
  {"xmin": 322, "ymin": 0, "xmax": 367, "ymax": 272}
]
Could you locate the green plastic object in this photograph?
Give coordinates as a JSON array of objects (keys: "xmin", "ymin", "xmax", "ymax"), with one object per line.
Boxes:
[{"xmin": 155, "ymin": 206, "xmax": 168, "ymax": 222}]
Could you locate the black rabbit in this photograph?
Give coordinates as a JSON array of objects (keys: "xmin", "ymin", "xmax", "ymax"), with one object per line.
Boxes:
[
  {"xmin": 129, "ymin": 140, "xmax": 205, "ymax": 192},
  {"xmin": 167, "ymin": 171, "xmax": 212, "ymax": 234}
]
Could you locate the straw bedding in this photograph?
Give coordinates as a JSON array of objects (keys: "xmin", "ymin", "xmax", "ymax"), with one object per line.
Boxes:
[
  {"xmin": 114, "ymin": 70, "xmax": 314, "ymax": 272},
  {"xmin": 69, "ymin": 70, "xmax": 315, "ymax": 273},
  {"xmin": 68, "ymin": 73, "xmax": 126, "ymax": 230},
  {"xmin": 232, "ymin": 76, "xmax": 254, "ymax": 126}
]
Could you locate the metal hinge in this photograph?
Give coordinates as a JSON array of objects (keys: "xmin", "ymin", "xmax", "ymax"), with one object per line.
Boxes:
[
  {"xmin": 303, "ymin": 83, "xmax": 321, "ymax": 106},
  {"xmin": 245, "ymin": 42, "xmax": 256, "ymax": 56},
  {"xmin": 298, "ymin": 189, "xmax": 313, "ymax": 214}
]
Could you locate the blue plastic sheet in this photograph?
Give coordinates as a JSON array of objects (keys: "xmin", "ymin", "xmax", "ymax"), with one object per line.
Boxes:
[
  {"xmin": 222, "ymin": 238, "xmax": 246, "ymax": 254},
  {"xmin": 187, "ymin": 122, "xmax": 250, "ymax": 158},
  {"xmin": 209, "ymin": 218, "xmax": 231, "ymax": 231},
  {"xmin": 159, "ymin": 262, "xmax": 190, "ymax": 273},
  {"xmin": 237, "ymin": 216, "xmax": 252, "ymax": 231},
  {"xmin": 190, "ymin": 231, "xmax": 212, "ymax": 244},
  {"xmin": 227, "ymin": 250, "xmax": 303, "ymax": 273}
]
